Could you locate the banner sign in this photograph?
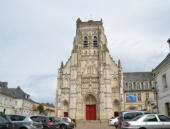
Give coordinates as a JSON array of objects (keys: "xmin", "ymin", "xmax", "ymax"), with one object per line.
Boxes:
[{"xmin": 126, "ymin": 94, "xmax": 136, "ymax": 102}]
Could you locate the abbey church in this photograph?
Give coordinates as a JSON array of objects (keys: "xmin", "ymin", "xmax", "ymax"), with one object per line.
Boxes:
[
  {"xmin": 56, "ymin": 19, "xmax": 156, "ymax": 120},
  {"xmin": 56, "ymin": 18, "xmax": 124, "ymax": 120}
]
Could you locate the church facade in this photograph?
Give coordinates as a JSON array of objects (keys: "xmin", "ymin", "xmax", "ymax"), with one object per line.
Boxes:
[{"xmin": 56, "ymin": 19, "xmax": 124, "ymax": 120}]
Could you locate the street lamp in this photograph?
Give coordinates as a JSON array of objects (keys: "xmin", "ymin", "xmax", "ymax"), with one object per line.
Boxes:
[{"xmin": 151, "ymin": 81, "xmax": 159, "ymax": 113}]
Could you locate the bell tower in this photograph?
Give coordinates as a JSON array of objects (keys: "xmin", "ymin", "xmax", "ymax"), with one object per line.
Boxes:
[{"xmin": 56, "ymin": 18, "xmax": 124, "ymax": 120}]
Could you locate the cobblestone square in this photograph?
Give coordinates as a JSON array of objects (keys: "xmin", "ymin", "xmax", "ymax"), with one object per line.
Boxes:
[{"xmin": 75, "ymin": 121, "xmax": 115, "ymax": 129}]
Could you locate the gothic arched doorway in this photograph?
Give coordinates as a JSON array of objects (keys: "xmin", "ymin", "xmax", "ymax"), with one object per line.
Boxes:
[
  {"xmin": 85, "ymin": 94, "xmax": 97, "ymax": 120},
  {"xmin": 113, "ymin": 99, "xmax": 120, "ymax": 117},
  {"xmin": 63, "ymin": 100, "xmax": 69, "ymax": 117}
]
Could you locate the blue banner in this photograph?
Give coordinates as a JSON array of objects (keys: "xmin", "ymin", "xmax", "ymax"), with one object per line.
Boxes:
[{"xmin": 126, "ymin": 94, "xmax": 136, "ymax": 102}]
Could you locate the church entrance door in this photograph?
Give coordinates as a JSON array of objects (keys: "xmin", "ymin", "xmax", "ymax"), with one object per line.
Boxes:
[
  {"xmin": 64, "ymin": 112, "xmax": 68, "ymax": 117},
  {"xmin": 86, "ymin": 104, "xmax": 96, "ymax": 120},
  {"xmin": 63, "ymin": 100, "xmax": 69, "ymax": 117},
  {"xmin": 85, "ymin": 95, "xmax": 97, "ymax": 120}
]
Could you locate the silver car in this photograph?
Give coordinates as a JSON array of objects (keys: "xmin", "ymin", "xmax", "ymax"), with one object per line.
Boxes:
[
  {"xmin": 122, "ymin": 114, "xmax": 170, "ymax": 129},
  {"xmin": 8, "ymin": 115, "xmax": 43, "ymax": 129}
]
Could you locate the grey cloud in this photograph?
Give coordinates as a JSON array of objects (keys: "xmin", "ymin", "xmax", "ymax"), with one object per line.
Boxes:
[
  {"xmin": 0, "ymin": 0, "xmax": 169, "ymax": 103},
  {"xmin": 23, "ymin": 73, "xmax": 57, "ymax": 103}
]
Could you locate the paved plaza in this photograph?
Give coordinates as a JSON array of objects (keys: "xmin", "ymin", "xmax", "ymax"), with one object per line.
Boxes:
[{"xmin": 75, "ymin": 120, "xmax": 115, "ymax": 129}]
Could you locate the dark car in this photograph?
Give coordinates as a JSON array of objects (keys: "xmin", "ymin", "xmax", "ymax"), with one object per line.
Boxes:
[
  {"xmin": 8, "ymin": 115, "xmax": 43, "ymax": 129},
  {"xmin": 59, "ymin": 117, "xmax": 74, "ymax": 129},
  {"xmin": 0, "ymin": 112, "xmax": 14, "ymax": 129},
  {"xmin": 34, "ymin": 116, "xmax": 59, "ymax": 129},
  {"xmin": 117, "ymin": 110, "xmax": 151, "ymax": 129},
  {"xmin": 48, "ymin": 117, "xmax": 74, "ymax": 129}
]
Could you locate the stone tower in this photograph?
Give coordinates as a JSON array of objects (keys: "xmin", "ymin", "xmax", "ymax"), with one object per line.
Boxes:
[{"xmin": 56, "ymin": 18, "xmax": 124, "ymax": 120}]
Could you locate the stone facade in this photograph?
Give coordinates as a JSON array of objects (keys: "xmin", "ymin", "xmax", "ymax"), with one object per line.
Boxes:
[
  {"xmin": 153, "ymin": 52, "xmax": 170, "ymax": 116},
  {"xmin": 123, "ymin": 72, "xmax": 156, "ymax": 112},
  {"xmin": 0, "ymin": 82, "xmax": 33, "ymax": 115},
  {"xmin": 56, "ymin": 19, "xmax": 124, "ymax": 120}
]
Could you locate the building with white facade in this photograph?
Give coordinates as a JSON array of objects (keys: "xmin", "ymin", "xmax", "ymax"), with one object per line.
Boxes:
[
  {"xmin": 123, "ymin": 72, "xmax": 157, "ymax": 113},
  {"xmin": 0, "ymin": 82, "xmax": 33, "ymax": 115},
  {"xmin": 153, "ymin": 39, "xmax": 170, "ymax": 117}
]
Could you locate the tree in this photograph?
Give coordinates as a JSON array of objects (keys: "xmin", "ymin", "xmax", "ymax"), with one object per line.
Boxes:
[{"xmin": 37, "ymin": 104, "xmax": 44, "ymax": 114}]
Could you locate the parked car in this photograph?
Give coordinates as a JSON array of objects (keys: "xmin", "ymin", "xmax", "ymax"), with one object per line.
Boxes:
[
  {"xmin": 8, "ymin": 115, "xmax": 43, "ymax": 129},
  {"xmin": 59, "ymin": 117, "xmax": 74, "ymax": 129},
  {"xmin": 34, "ymin": 115, "xmax": 59, "ymax": 129},
  {"xmin": 109, "ymin": 117, "xmax": 118, "ymax": 126},
  {"xmin": 117, "ymin": 110, "xmax": 151, "ymax": 129},
  {"xmin": 0, "ymin": 112, "xmax": 14, "ymax": 129},
  {"xmin": 124, "ymin": 114, "xmax": 170, "ymax": 129}
]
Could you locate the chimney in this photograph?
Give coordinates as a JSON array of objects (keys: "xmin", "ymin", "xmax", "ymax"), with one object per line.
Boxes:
[
  {"xmin": 17, "ymin": 86, "xmax": 20, "ymax": 89},
  {"xmin": 0, "ymin": 82, "xmax": 8, "ymax": 87},
  {"xmin": 3, "ymin": 82, "xmax": 8, "ymax": 87},
  {"xmin": 167, "ymin": 38, "xmax": 170, "ymax": 50}
]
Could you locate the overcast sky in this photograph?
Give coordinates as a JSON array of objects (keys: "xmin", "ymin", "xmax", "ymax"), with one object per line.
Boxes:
[{"xmin": 0, "ymin": 0, "xmax": 170, "ymax": 104}]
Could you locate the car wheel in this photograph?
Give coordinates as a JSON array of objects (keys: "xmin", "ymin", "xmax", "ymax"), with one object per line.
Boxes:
[
  {"xmin": 19, "ymin": 128, "xmax": 27, "ymax": 129},
  {"xmin": 60, "ymin": 125, "xmax": 67, "ymax": 129}
]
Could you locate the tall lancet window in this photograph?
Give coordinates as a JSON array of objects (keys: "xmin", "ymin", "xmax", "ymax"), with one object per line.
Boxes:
[
  {"xmin": 93, "ymin": 36, "xmax": 98, "ymax": 47},
  {"xmin": 83, "ymin": 36, "xmax": 88, "ymax": 48}
]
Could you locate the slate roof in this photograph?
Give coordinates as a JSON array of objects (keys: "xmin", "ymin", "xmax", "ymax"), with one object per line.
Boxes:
[
  {"xmin": 123, "ymin": 72, "xmax": 154, "ymax": 82},
  {"xmin": 0, "ymin": 82, "xmax": 13, "ymax": 97},
  {"xmin": 0, "ymin": 81, "xmax": 30, "ymax": 100}
]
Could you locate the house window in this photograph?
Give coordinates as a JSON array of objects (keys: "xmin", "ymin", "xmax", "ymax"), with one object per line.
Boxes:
[
  {"xmin": 138, "ymin": 93, "xmax": 141, "ymax": 102},
  {"xmin": 129, "ymin": 83, "xmax": 132, "ymax": 90},
  {"xmin": 93, "ymin": 36, "xmax": 98, "ymax": 47},
  {"xmin": 145, "ymin": 82, "xmax": 149, "ymax": 89},
  {"xmin": 83, "ymin": 36, "xmax": 88, "ymax": 48},
  {"xmin": 141, "ymin": 82, "xmax": 143, "ymax": 89},
  {"xmin": 146, "ymin": 93, "xmax": 149, "ymax": 99},
  {"xmin": 150, "ymin": 81, "xmax": 152, "ymax": 89},
  {"xmin": 134, "ymin": 85, "xmax": 136, "ymax": 90},
  {"xmin": 133, "ymin": 82, "xmax": 136, "ymax": 87},
  {"xmin": 162, "ymin": 74, "xmax": 168, "ymax": 88},
  {"xmin": 126, "ymin": 83, "xmax": 128, "ymax": 90},
  {"xmin": 138, "ymin": 105, "xmax": 142, "ymax": 110},
  {"xmin": 154, "ymin": 93, "xmax": 157, "ymax": 100}
]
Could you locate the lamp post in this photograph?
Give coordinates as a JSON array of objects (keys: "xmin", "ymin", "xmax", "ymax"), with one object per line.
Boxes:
[
  {"xmin": 152, "ymin": 81, "xmax": 159, "ymax": 113},
  {"xmin": 167, "ymin": 38, "xmax": 170, "ymax": 50}
]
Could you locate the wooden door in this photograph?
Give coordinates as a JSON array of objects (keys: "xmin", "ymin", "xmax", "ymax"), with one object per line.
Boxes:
[
  {"xmin": 64, "ymin": 112, "xmax": 68, "ymax": 117},
  {"xmin": 86, "ymin": 104, "xmax": 96, "ymax": 120}
]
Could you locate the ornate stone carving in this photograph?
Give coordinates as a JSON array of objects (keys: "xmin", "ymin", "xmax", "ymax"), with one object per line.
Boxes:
[{"xmin": 56, "ymin": 19, "xmax": 122, "ymax": 120}]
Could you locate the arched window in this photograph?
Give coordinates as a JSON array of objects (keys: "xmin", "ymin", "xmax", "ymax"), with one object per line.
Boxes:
[
  {"xmin": 126, "ymin": 83, "xmax": 128, "ymax": 89},
  {"xmin": 84, "ymin": 36, "xmax": 88, "ymax": 47},
  {"xmin": 93, "ymin": 36, "xmax": 98, "ymax": 47},
  {"xmin": 134, "ymin": 85, "xmax": 136, "ymax": 90},
  {"xmin": 138, "ymin": 93, "xmax": 141, "ymax": 102},
  {"xmin": 145, "ymin": 82, "xmax": 148, "ymax": 89},
  {"xmin": 150, "ymin": 81, "xmax": 152, "ymax": 89}
]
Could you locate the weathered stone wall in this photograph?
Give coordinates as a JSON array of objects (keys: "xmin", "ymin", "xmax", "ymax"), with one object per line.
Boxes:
[{"xmin": 56, "ymin": 19, "xmax": 123, "ymax": 120}]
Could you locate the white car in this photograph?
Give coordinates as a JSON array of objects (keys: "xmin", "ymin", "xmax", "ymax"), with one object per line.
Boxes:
[
  {"xmin": 125, "ymin": 114, "xmax": 170, "ymax": 129},
  {"xmin": 109, "ymin": 117, "xmax": 118, "ymax": 126}
]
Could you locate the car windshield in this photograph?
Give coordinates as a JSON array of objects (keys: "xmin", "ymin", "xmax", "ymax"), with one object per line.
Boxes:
[
  {"xmin": 30, "ymin": 116, "xmax": 41, "ymax": 122},
  {"xmin": 38, "ymin": 116, "xmax": 47, "ymax": 123},
  {"xmin": 62, "ymin": 118, "xmax": 68, "ymax": 122},
  {"xmin": 54, "ymin": 117, "xmax": 61, "ymax": 122},
  {"xmin": 158, "ymin": 115, "xmax": 170, "ymax": 122},
  {"xmin": 0, "ymin": 116, "xmax": 9, "ymax": 123},
  {"xmin": 132, "ymin": 115, "xmax": 143, "ymax": 121},
  {"xmin": 124, "ymin": 112, "xmax": 143, "ymax": 120}
]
